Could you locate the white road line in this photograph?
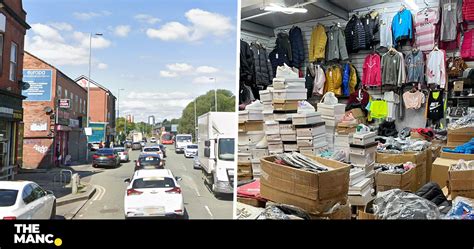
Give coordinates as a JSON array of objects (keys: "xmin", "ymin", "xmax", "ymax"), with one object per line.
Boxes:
[
  {"xmin": 98, "ymin": 185, "xmax": 106, "ymax": 200},
  {"xmin": 93, "ymin": 185, "xmax": 106, "ymax": 201},
  {"xmin": 204, "ymin": 205, "xmax": 214, "ymax": 219},
  {"xmin": 92, "ymin": 186, "xmax": 102, "ymax": 201},
  {"xmin": 194, "ymin": 186, "xmax": 201, "ymax": 197}
]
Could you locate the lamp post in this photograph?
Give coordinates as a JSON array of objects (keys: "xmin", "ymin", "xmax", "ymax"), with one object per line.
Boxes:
[
  {"xmin": 194, "ymin": 98, "xmax": 197, "ymax": 142},
  {"xmin": 209, "ymin": 77, "xmax": 217, "ymax": 112},
  {"xmin": 117, "ymin": 88, "xmax": 124, "ymax": 143},
  {"xmin": 86, "ymin": 32, "xmax": 103, "ymax": 162}
]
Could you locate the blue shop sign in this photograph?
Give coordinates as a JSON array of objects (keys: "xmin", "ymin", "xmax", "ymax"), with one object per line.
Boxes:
[{"xmin": 22, "ymin": 69, "xmax": 53, "ymax": 101}]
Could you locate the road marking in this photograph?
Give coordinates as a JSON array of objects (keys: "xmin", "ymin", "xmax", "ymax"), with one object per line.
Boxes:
[
  {"xmin": 204, "ymin": 205, "xmax": 214, "ymax": 219},
  {"xmin": 93, "ymin": 185, "xmax": 106, "ymax": 201},
  {"xmin": 194, "ymin": 186, "xmax": 201, "ymax": 197}
]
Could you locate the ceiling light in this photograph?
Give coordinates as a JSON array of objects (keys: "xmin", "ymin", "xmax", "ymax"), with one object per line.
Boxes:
[
  {"xmin": 404, "ymin": 0, "xmax": 419, "ymax": 11},
  {"xmin": 263, "ymin": 3, "xmax": 308, "ymax": 14}
]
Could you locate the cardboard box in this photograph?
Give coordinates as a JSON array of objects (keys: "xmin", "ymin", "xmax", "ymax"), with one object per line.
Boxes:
[
  {"xmin": 317, "ymin": 103, "xmax": 346, "ymax": 116},
  {"xmin": 292, "ymin": 112, "xmax": 322, "ymax": 125},
  {"xmin": 440, "ymin": 147, "xmax": 474, "ymax": 161},
  {"xmin": 239, "ymin": 121, "xmax": 264, "ymax": 132},
  {"xmin": 273, "ymin": 99, "xmax": 298, "ymax": 111},
  {"xmin": 237, "ymin": 197, "xmax": 266, "ymax": 208},
  {"xmin": 453, "ymin": 81, "xmax": 464, "ymax": 92},
  {"xmin": 310, "ymin": 202, "xmax": 351, "ymax": 220},
  {"xmin": 272, "ymin": 89, "xmax": 307, "ymax": 100},
  {"xmin": 357, "ymin": 210, "xmax": 377, "ymax": 220},
  {"xmin": 448, "ymin": 166, "xmax": 474, "ymax": 199},
  {"xmin": 260, "ymin": 155, "xmax": 350, "ymax": 214},
  {"xmin": 376, "ymin": 151, "xmax": 427, "ymax": 190},
  {"xmin": 281, "ymin": 134, "xmax": 297, "ymax": 142},
  {"xmin": 336, "ymin": 123, "xmax": 358, "ymax": 135},
  {"xmin": 279, "ymin": 121, "xmax": 295, "ymax": 135},
  {"xmin": 447, "ymin": 127, "xmax": 474, "ymax": 146},
  {"xmin": 296, "ymin": 122, "xmax": 325, "ymax": 137},
  {"xmin": 376, "ymin": 167, "xmax": 416, "ymax": 192},
  {"xmin": 431, "ymin": 158, "xmax": 458, "ymax": 188}
]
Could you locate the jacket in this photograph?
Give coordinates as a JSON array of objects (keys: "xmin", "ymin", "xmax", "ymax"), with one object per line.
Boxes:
[
  {"xmin": 381, "ymin": 51, "xmax": 402, "ymax": 86},
  {"xmin": 349, "ymin": 64, "xmax": 358, "ymax": 94},
  {"xmin": 240, "ymin": 40, "xmax": 255, "ymax": 85},
  {"xmin": 326, "ymin": 26, "xmax": 349, "ymax": 61},
  {"xmin": 361, "ymin": 11, "xmax": 380, "ymax": 48},
  {"xmin": 461, "ymin": 29, "xmax": 474, "ymax": 61},
  {"xmin": 406, "ymin": 50, "xmax": 424, "ymax": 83},
  {"xmin": 463, "ymin": 0, "xmax": 474, "ymax": 21},
  {"xmin": 324, "ymin": 65, "xmax": 342, "ymax": 96},
  {"xmin": 250, "ymin": 42, "xmax": 273, "ymax": 89},
  {"xmin": 269, "ymin": 46, "xmax": 290, "ymax": 77},
  {"xmin": 415, "ymin": 182, "xmax": 451, "ymax": 214},
  {"xmin": 362, "ymin": 53, "xmax": 381, "ymax": 86},
  {"xmin": 276, "ymin": 33, "xmax": 292, "ymax": 64},
  {"xmin": 392, "ymin": 9, "xmax": 413, "ymax": 44},
  {"xmin": 342, "ymin": 64, "xmax": 350, "ymax": 97},
  {"xmin": 289, "ymin": 26, "xmax": 305, "ymax": 68},
  {"xmin": 427, "ymin": 49, "xmax": 447, "ymax": 88},
  {"xmin": 309, "ymin": 24, "xmax": 327, "ymax": 61},
  {"xmin": 345, "ymin": 15, "xmax": 366, "ymax": 53}
]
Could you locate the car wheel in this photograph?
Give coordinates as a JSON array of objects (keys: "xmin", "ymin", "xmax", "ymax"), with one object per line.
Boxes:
[
  {"xmin": 50, "ymin": 202, "xmax": 56, "ymax": 220},
  {"xmin": 92, "ymin": 164, "xmax": 97, "ymax": 168}
]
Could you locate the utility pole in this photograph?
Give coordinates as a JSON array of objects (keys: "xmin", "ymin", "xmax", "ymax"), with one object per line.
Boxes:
[
  {"xmin": 194, "ymin": 98, "xmax": 197, "ymax": 142},
  {"xmin": 209, "ymin": 77, "xmax": 217, "ymax": 112}
]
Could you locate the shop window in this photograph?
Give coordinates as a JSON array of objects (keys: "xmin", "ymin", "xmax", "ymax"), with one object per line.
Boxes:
[
  {"xmin": 0, "ymin": 34, "xmax": 4, "ymax": 76},
  {"xmin": 58, "ymin": 85, "xmax": 62, "ymax": 99},
  {"xmin": 9, "ymin": 42, "xmax": 17, "ymax": 82}
]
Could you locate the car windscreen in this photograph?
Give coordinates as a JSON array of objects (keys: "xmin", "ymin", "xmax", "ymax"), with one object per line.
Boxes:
[
  {"xmin": 96, "ymin": 149, "xmax": 114, "ymax": 155},
  {"xmin": 114, "ymin": 148, "xmax": 125, "ymax": 152},
  {"xmin": 218, "ymin": 138, "xmax": 235, "ymax": 161},
  {"xmin": 176, "ymin": 136, "xmax": 192, "ymax": 142},
  {"xmin": 132, "ymin": 177, "xmax": 175, "ymax": 189},
  {"xmin": 162, "ymin": 134, "xmax": 172, "ymax": 140},
  {"xmin": 187, "ymin": 145, "xmax": 198, "ymax": 149},
  {"xmin": 0, "ymin": 189, "xmax": 18, "ymax": 207},
  {"xmin": 143, "ymin": 148, "xmax": 160, "ymax": 152},
  {"xmin": 138, "ymin": 156, "xmax": 161, "ymax": 165}
]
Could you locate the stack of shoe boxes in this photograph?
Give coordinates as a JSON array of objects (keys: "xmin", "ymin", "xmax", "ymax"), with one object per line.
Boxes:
[
  {"xmin": 317, "ymin": 103, "xmax": 346, "ymax": 151},
  {"xmin": 348, "ymin": 167, "xmax": 374, "ymax": 206},
  {"xmin": 334, "ymin": 123, "xmax": 358, "ymax": 162},
  {"xmin": 294, "ymin": 112, "xmax": 328, "ymax": 155}
]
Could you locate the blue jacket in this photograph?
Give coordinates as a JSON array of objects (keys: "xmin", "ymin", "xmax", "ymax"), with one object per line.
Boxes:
[
  {"xmin": 289, "ymin": 26, "xmax": 305, "ymax": 68},
  {"xmin": 342, "ymin": 64, "xmax": 350, "ymax": 97},
  {"xmin": 392, "ymin": 9, "xmax": 413, "ymax": 44}
]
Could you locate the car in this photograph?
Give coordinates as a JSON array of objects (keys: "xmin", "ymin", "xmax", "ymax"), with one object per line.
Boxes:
[
  {"xmin": 0, "ymin": 181, "xmax": 56, "ymax": 220},
  {"xmin": 124, "ymin": 140, "xmax": 132, "ymax": 148},
  {"xmin": 90, "ymin": 142, "xmax": 101, "ymax": 151},
  {"xmin": 150, "ymin": 137, "xmax": 157, "ymax": 143},
  {"xmin": 193, "ymin": 155, "xmax": 201, "ymax": 169},
  {"xmin": 157, "ymin": 144, "xmax": 167, "ymax": 158},
  {"xmin": 131, "ymin": 142, "xmax": 142, "ymax": 151},
  {"xmin": 140, "ymin": 140, "xmax": 146, "ymax": 147},
  {"xmin": 114, "ymin": 147, "xmax": 129, "ymax": 162},
  {"xmin": 124, "ymin": 169, "xmax": 184, "ymax": 219},
  {"xmin": 134, "ymin": 154, "xmax": 164, "ymax": 171},
  {"xmin": 92, "ymin": 148, "xmax": 121, "ymax": 168},
  {"xmin": 184, "ymin": 144, "xmax": 198, "ymax": 158}
]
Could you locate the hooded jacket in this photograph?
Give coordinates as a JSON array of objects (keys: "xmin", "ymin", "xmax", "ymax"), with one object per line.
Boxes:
[
  {"xmin": 326, "ymin": 26, "xmax": 349, "ymax": 61},
  {"xmin": 361, "ymin": 11, "xmax": 380, "ymax": 48},
  {"xmin": 325, "ymin": 65, "xmax": 342, "ymax": 96},
  {"xmin": 392, "ymin": 9, "xmax": 413, "ymax": 44},
  {"xmin": 345, "ymin": 15, "xmax": 366, "ymax": 53},
  {"xmin": 240, "ymin": 40, "xmax": 255, "ymax": 85},
  {"xmin": 362, "ymin": 53, "xmax": 382, "ymax": 86},
  {"xmin": 289, "ymin": 26, "xmax": 305, "ymax": 68},
  {"xmin": 342, "ymin": 64, "xmax": 350, "ymax": 97},
  {"xmin": 269, "ymin": 46, "xmax": 290, "ymax": 77},
  {"xmin": 307, "ymin": 64, "xmax": 326, "ymax": 97},
  {"xmin": 349, "ymin": 64, "xmax": 358, "ymax": 94},
  {"xmin": 250, "ymin": 42, "xmax": 273, "ymax": 89},
  {"xmin": 309, "ymin": 24, "xmax": 327, "ymax": 61},
  {"xmin": 276, "ymin": 33, "xmax": 292, "ymax": 64}
]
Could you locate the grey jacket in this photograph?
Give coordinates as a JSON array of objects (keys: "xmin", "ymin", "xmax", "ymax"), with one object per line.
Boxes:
[
  {"xmin": 326, "ymin": 26, "xmax": 349, "ymax": 61},
  {"xmin": 406, "ymin": 50, "xmax": 424, "ymax": 84},
  {"xmin": 382, "ymin": 52, "xmax": 401, "ymax": 86}
]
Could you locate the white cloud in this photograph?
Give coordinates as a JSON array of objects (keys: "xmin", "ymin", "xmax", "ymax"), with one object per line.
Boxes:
[
  {"xmin": 166, "ymin": 63, "xmax": 193, "ymax": 72},
  {"xmin": 134, "ymin": 14, "xmax": 161, "ymax": 24},
  {"xmin": 114, "ymin": 25, "xmax": 131, "ymax": 37},
  {"xmin": 160, "ymin": 71, "xmax": 178, "ymax": 78},
  {"xmin": 192, "ymin": 76, "xmax": 215, "ymax": 84},
  {"xmin": 146, "ymin": 8, "xmax": 234, "ymax": 42},
  {"xmin": 73, "ymin": 10, "xmax": 111, "ymax": 20},
  {"xmin": 98, "ymin": 63, "xmax": 108, "ymax": 70},
  {"xmin": 25, "ymin": 23, "xmax": 111, "ymax": 66},
  {"xmin": 49, "ymin": 22, "xmax": 73, "ymax": 31},
  {"xmin": 196, "ymin": 66, "xmax": 218, "ymax": 74}
]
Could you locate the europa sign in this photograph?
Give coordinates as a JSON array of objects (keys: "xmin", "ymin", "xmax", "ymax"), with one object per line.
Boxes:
[{"xmin": 59, "ymin": 99, "xmax": 70, "ymax": 109}]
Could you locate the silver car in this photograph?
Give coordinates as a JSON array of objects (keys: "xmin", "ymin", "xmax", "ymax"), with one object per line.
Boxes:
[{"xmin": 114, "ymin": 147, "xmax": 129, "ymax": 162}]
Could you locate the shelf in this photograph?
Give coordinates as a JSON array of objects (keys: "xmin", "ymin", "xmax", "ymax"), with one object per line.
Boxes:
[{"xmin": 449, "ymin": 96, "xmax": 474, "ymax": 99}]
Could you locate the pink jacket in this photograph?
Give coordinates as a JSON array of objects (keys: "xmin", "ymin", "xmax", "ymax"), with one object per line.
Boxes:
[
  {"xmin": 461, "ymin": 29, "xmax": 474, "ymax": 61},
  {"xmin": 362, "ymin": 53, "xmax": 381, "ymax": 86}
]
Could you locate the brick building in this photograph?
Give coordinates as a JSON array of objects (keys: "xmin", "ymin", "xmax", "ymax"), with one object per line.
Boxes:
[
  {"xmin": 22, "ymin": 52, "xmax": 88, "ymax": 169},
  {"xmin": 0, "ymin": 0, "xmax": 30, "ymax": 179},
  {"xmin": 75, "ymin": 76, "xmax": 116, "ymax": 144}
]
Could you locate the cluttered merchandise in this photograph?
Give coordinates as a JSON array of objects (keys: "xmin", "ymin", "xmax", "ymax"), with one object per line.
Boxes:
[{"xmin": 237, "ymin": 0, "xmax": 474, "ymax": 220}]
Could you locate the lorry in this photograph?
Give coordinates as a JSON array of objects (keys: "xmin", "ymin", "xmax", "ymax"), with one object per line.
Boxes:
[
  {"xmin": 132, "ymin": 132, "xmax": 143, "ymax": 143},
  {"xmin": 87, "ymin": 122, "xmax": 107, "ymax": 150},
  {"xmin": 198, "ymin": 112, "xmax": 236, "ymax": 196},
  {"xmin": 174, "ymin": 134, "xmax": 193, "ymax": 153}
]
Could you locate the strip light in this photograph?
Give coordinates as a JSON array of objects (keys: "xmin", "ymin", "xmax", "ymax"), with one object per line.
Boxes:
[{"xmin": 263, "ymin": 3, "xmax": 308, "ymax": 14}]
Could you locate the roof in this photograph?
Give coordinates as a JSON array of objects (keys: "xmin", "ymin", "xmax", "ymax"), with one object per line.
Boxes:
[
  {"xmin": 134, "ymin": 169, "xmax": 173, "ymax": 179},
  {"xmin": 75, "ymin": 75, "xmax": 116, "ymax": 99},
  {"xmin": 0, "ymin": 0, "xmax": 30, "ymax": 29},
  {"xmin": 0, "ymin": 180, "xmax": 32, "ymax": 190}
]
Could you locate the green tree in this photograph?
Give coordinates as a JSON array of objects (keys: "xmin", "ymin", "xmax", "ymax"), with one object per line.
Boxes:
[
  {"xmin": 178, "ymin": 89, "xmax": 235, "ymax": 139},
  {"xmin": 116, "ymin": 117, "xmax": 136, "ymax": 137}
]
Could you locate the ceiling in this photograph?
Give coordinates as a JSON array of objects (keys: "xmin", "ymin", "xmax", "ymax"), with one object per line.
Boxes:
[{"xmin": 241, "ymin": 0, "xmax": 390, "ymax": 36}]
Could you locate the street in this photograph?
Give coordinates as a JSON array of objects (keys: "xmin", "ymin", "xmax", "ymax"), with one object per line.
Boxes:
[{"xmin": 71, "ymin": 144, "xmax": 233, "ymax": 219}]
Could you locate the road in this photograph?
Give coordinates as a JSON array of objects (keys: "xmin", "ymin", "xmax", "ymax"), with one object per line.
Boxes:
[{"xmin": 72, "ymin": 144, "xmax": 233, "ymax": 219}]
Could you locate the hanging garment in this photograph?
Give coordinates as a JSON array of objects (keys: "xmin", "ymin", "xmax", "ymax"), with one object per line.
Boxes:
[
  {"xmin": 382, "ymin": 51, "xmax": 402, "ymax": 86},
  {"xmin": 239, "ymin": 83, "xmax": 255, "ymax": 105},
  {"xmin": 406, "ymin": 49, "xmax": 425, "ymax": 84},
  {"xmin": 313, "ymin": 65, "xmax": 326, "ymax": 96},
  {"xmin": 348, "ymin": 89, "xmax": 370, "ymax": 110},
  {"xmin": 369, "ymin": 100, "xmax": 389, "ymax": 119},
  {"xmin": 289, "ymin": 26, "xmax": 305, "ymax": 68},
  {"xmin": 461, "ymin": 29, "xmax": 474, "ymax": 61},
  {"xmin": 326, "ymin": 25, "xmax": 349, "ymax": 61},
  {"xmin": 345, "ymin": 15, "xmax": 366, "ymax": 53},
  {"xmin": 309, "ymin": 24, "xmax": 327, "ymax": 61},
  {"xmin": 342, "ymin": 64, "xmax": 350, "ymax": 97},
  {"xmin": 415, "ymin": 8, "xmax": 439, "ymax": 51},
  {"xmin": 362, "ymin": 53, "xmax": 382, "ymax": 86},
  {"xmin": 250, "ymin": 42, "xmax": 273, "ymax": 90},
  {"xmin": 440, "ymin": 0, "xmax": 463, "ymax": 42},
  {"xmin": 392, "ymin": 9, "xmax": 413, "ymax": 45},
  {"xmin": 384, "ymin": 91, "xmax": 400, "ymax": 120},
  {"xmin": 403, "ymin": 90, "xmax": 425, "ymax": 110},
  {"xmin": 325, "ymin": 65, "xmax": 342, "ymax": 96},
  {"xmin": 276, "ymin": 33, "xmax": 292, "ymax": 64},
  {"xmin": 349, "ymin": 64, "xmax": 358, "ymax": 94},
  {"xmin": 361, "ymin": 11, "xmax": 380, "ymax": 48},
  {"xmin": 240, "ymin": 40, "xmax": 255, "ymax": 86},
  {"xmin": 426, "ymin": 91, "xmax": 445, "ymax": 121},
  {"xmin": 379, "ymin": 12, "xmax": 395, "ymax": 48},
  {"xmin": 463, "ymin": 0, "xmax": 474, "ymax": 21},
  {"xmin": 426, "ymin": 49, "xmax": 447, "ymax": 88},
  {"xmin": 269, "ymin": 46, "xmax": 290, "ymax": 77},
  {"xmin": 305, "ymin": 65, "xmax": 315, "ymax": 99},
  {"xmin": 447, "ymin": 57, "xmax": 469, "ymax": 77},
  {"xmin": 397, "ymin": 51, "xmax": 407, "ymax": 85}
]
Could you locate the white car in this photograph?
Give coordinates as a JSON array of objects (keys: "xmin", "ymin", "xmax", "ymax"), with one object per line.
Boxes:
[
  {"xmin": 184, "ymin": 144, "xmax": 198, "ymax": 158},
  {"xmin": 124, "ymin": 169, "xmax": 184, "ymax": 219},
  {"xmin": 114, "ymin": 147, "xmax": 129, "ymax": 162},
  {"xmin": 142, "ymin": 146, "xmax": 164, "ymax": 160},
  {"xmin": 0, "ymin": 181, "xmax": 56, "ymax": 220},
  {"xmin": 150, "ymin": 137, "xmax": 157, "ymax": 143}
]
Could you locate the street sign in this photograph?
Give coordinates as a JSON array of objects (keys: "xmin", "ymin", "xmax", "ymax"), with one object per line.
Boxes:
[
  {"xmin": 59, "ymin": 99, "xmax": 70, "ymax": 109},
  {"xmin": 84, "ymin": 127, "xmax": 92, "ymax": 136}
]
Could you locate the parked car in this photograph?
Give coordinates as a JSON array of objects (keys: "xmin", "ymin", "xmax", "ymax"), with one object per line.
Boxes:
[
  {"xmin": 90, "ymin": 142, "xmax": 101, "ymax": 151},
  {"xmin": 131, "ymin": 142, "xmax": 142, "ymax": 151},
  {"xmin": 193, "ymin": 155, "xmax": 201, "ymax": 169},
  {"xmin": 158, "ymin": 144, "xmax": 167, "ymax": 158},
  {"xmin": 124, "ymin": 140, "xmax": 132, "ymax": 148},
  {"xmin": 140, "ymin": 140, "xmax": 146, "ymax": 147},
  {"xmin": 124, "ymin": 169, "xmax": 184, "ymax": 219},
  {"xmin": 114, "ymin": 147, "xmax": 129, "ymax": 162},
  {"xmin": 150, "ymin": 137, "xmax": 157, "ymax": 143},
  {"xmin": 92, "ymin": 148, "xmax": 121, "ymax": 168},
  {"xmin": 134, "ymin": 154, "xmax": 163, "ymax": 171},
  {"xmin": 184, "ymin": 144, "xmax": 198, "ymax": 158},
  {"xmin": 0, "ymin": 181, "xmax": 56, "ymax": 220}
]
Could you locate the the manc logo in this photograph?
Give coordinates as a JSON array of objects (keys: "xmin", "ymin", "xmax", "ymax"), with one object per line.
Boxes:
[{"xmin": 13, "ymin": 224, "xmax": 62, "ymax": 247}]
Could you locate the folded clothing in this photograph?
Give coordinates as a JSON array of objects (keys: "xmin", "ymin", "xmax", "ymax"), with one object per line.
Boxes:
[
  {"xmin": 411, "ymin": 128, "xmax": 434, "ymax": 140},
  {"xmin": 443, "ymin": 138, "xmax": 474, "ymax": 154},
  {"xmin": 374, "ymin": 162, "xmax": 414, "ymax": 174}
]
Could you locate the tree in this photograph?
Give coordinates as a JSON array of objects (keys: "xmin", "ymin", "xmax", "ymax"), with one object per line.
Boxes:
[
  {"xmin": 178, "ymin": 89, "xmax": 235, "ymax": 139},
  {"xmin": 116, "ymin": 117, "xmax": 136, "ymax": 137}
]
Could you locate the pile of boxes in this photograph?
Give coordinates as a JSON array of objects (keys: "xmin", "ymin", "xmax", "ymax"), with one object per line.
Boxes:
[{"xmin": 317, "ymin": 102, "xmax": 346, "ymax": 151}]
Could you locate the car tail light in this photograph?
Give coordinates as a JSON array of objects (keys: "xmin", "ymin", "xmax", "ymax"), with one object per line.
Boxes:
[
  {"xmin": 107, "ymin": 155, "xmax": 115, "ymax": 159},
  {"xmin": 3, "ymin": 216, "xmax": 16, "ymax": 220},
  {"xmin": 123, "ymin": 151, "xmax": 128, "ymax": 155},
  {"xmin": 127, "ymin": 189, "xmax": 143, "ymax": 196},
  {"xmin": 92, "ymin": 154, "xmax": 99, "ymax": 159},
  {"xmin": 174, "ymin": 210, "xmax": 183, "ymax": 213},
  {"xmin": 165, "ymin": 187, "xmax": 181, "ymax": 194},
  {"xmin": 136, "ymin": 161, "xmax": 140, "ymax": 167}
]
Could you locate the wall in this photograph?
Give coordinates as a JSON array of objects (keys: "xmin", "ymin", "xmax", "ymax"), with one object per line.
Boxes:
[
  {"xmin": 89, "ymin": 88, "xmax": 107, "ymax": 123},
  {"xmin": 22, "ymin": 138, "xmax": 53, "ymax": 169}
]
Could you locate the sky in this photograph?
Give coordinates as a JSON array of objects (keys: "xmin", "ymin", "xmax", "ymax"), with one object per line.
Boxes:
[{"xmin": 23, "ymin": 0, "xmax": 238, "ymax": 122}]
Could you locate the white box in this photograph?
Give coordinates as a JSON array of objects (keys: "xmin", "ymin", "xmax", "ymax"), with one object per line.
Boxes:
[
  {"xmin": 353, "ymin": 162, "xmax": 375, "ymax": 175},
  {"xmin": 273, "ymin": 112, "xmax": 295, "ymax": 122},
  {"xmin": 292, "ymin": 112, "xmax": 322, "ymax": 125},
  {"xmin": 335, "ymin": 134, "xmax": 353, "ymax": 147},
  {"xmin": 263, "ymin": 111, "xmax": 274, "ymax": 122},
  {"xmin": 350, "ymin": 152, "xmax": 376, "ymax": 166},
  {"xmin": 348, "ymin": 187, "xmax": 374, "ymax": 206},
  {"xmin": 352, "ymin": 132, "xmax": 376, "ymax": 145},
  {"xmin": 297, "ymin": 134, "xmax": 326, "ymax": 147},
  {"xmin": 299, "ymin": 142, "xmax": 329, "ymax": 155},
  {"xmin": 281, "ymin": 133, "xmax": 297, "ymax": 142},
  {"xmin": 317, "ymin": 103, "xmax": 346, "ymax": 116},
  {"xmin": 266, "ymin": 133, "xmax": 281, "ymax": 142},
  {"xmin": 238, "ymin": 153, "xmax": 252, "ymax": 163},
  {"xmin": 272, "ymin": 89, "xmax": 307, "ymax": 100},
  {"xmin": 279, "ymin": 122, "xmax": 295, "ymax": 134},
  {"xmin": 238, "ymin": 145, "xmax": 250, "ymax": 153},
  {"xmin": 268, "ymin": 142, "xmax": 283, "ymax": 154},
  {"xmin": 252, "ymin": 161, "xmax": 261, "ymax": 177},
  {"xmin": 296, "ymin": 122, "xmax": 325, "ymax": 137},
  {"xmin": 326, "ymin": 134, "xmax": 335, "ymax": 144},
  {"xmin": 264, "ymin": 121, "xmax": 280, "ymax": 135},
  {"xmin": 263, "ymin": 101, "xmax": 273, "ymax": 112},
  {"xmin": 239, "ymin": 110, "xmax": 263, "ymax": 122},
  {"xmin": 349, "ymin": 142, "xmax": 378, "ymax": 156},
  {"xmin": 322, "ymin": 114, "xmax": 344, "ymax": 126},
  {"xmin": 251, "ymin": 149, "xmax": 268, "ymax": 159},
  {"xmin": 238, "ymin": 131, "xmax": 265, "ymax": 145},
  {"xmin": 259, "ymin": 90, "xmax": 273, "ymax": 102},
  {"xmin": 283, "ymin": 143, "xmax": 298, "ymax": 152},
  {"xmin": 273, "ymin": 78, "xmax": 306, "ymax": 89}
]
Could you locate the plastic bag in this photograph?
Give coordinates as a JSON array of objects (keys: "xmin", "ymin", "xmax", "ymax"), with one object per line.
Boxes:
[
  {"xmin": 298, "ymin": 100, "xmax": 316, "ymax": 113},
  {"xmin": 320, "ymin": 92, "xmax": 338, "ymax": 105},
  {"xmin": 373, "ymin": 189, "xmax": 440, "ymax": 219},
  {"xmin": 445, "ymin": 197, "xmax": 474, "ymax": 220}
]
